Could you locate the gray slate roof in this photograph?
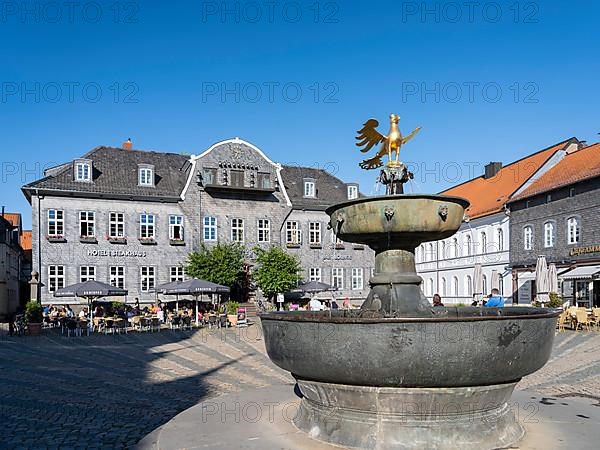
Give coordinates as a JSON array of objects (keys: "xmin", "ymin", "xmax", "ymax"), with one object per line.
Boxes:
[
  {"xmin": 281, "ymin": 165, "xmax": 354, "ymax": 211},
  {"xmin": 23, "ymin": 146, "xmax": 190, "ymax": 201}
]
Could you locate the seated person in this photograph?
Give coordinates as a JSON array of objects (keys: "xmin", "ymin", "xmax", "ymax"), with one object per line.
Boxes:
[{"xmin": 484, "ymin": 289, "xmax": 505, "ymax": 308}]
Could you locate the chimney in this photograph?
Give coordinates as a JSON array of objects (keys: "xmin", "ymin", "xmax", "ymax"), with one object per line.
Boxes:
[
  {"xmin": 484, "ymin": 162, "xmax": 502, "ymax": 179},
  {"xmin": 122, "ymin": 138, "xmax": 133, "ymax": 150}
]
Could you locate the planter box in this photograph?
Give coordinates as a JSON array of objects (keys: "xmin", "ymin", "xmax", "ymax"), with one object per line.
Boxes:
[
  {"xmin": 47, "ymin": 236, "xmax": 66, "ymax": 243},
  {"xmin": 108, "ymin": 237, "xmax": 127, "ymax": 244},
  {"xmin": 139, "ymin": 239, "xmax": 157, "ymax": 245},
  {"xmin": 353, "ymin": 245, "xmax": 365, "ymax": 250},
  {"xmin": 335, "ymin": 244, "xmax": 345, "ymax": 250},
  {"xmin": 80, "ymin": 236, "xmax": 98, "ymax": 244},
  {"xmin": 310, "ymin": 244, "xmax": 322, "ymax": 249},
  {"xmin": 169, "ymin": 240, "xmax": 186, "ymax": 246},
  {"xmin": 286, "ymin": 243, "xmax": 301, "ymax": 249}
]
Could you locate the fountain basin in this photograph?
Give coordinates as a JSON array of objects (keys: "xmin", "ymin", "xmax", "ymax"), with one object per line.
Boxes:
[
  {"xmin": 326, "ymin": 194, "xmax": 470, "ymax": 248},
  {"xmin": 260, "ymin": 307, "xmax": 559, "ymax": 388}
]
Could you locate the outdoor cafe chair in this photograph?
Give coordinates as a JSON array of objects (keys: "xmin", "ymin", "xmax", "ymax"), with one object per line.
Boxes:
[
  {"xmin": 140, "ymin": 317, "xmax": 152, "ymax": 332},
  {"xmin": 131, "ymin": 316, "xmax": 142, "ymax": 331},
  {"xmin": 575, "ymin": 310, "xmax": 591, "ymax": 331},
  {"xmin": 115, "ymin": 319, "xmax": 128, "ymax": 334},
  {"xmin": 150, "ymin": 318, "xmax": 161, "ymax": 332},
  {"xmin": 170, "ymin": 316, "xmax": 181, "ymax": 330},
  {"xmin": 104, "ymin": 319, "xmax": 116, "ymax": 335},
  {"xmin": 65, "ymin": 320, "xmax": 79, "ymax": 337},
  {"xmin": 219, "ymin": 315, "xmax": 228, "ymax": 329},
  {"xmin": 182, "ymin": 316, "xmax": 192, "ymax": 331},
  {"xmin": 207, "ymin": 314, "xmax": 218, "ymax": 329},
  {"xmin": 590, "ymin": 308, "xmax": 600, "ymax": 330},
  {"xmin": 77, "ymin": 320, "xmax": 90, "ymax": 337},
  {"xmin": 556, "ymin": 311, "xmax": 569, "ymax": 332}
]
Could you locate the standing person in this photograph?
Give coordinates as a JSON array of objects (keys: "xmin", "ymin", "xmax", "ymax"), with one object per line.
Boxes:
[
  {"xmin": 309, "ymin": 297, "xmax": 324, "ymax": 311},
  {"xmin": 432, "ymin": 294, "xmax": 444, "ymax": 307},
  {"xmin": 484, "ymin": 289, "xmax": 504, "ymax": 308}
]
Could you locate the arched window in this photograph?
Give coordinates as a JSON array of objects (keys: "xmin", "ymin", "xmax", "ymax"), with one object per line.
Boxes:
[
  {"xmin": 427, "ymin": 278, "xmax": 434, "ymax": 296},
  {"xmin": 497, "ymin": 228, "xmax": 504, "ymax": 251},
  {"xmin": 567, "ymin": 217, "xmax": 580, "ymax": 244},
  {"xmin": 498, "ymin": 275, "xmax": 504, "ymax": 295},
  {"xmin": 465, "ymin": 275, "xmax": 473, "ymax": 296},
  {"xmin": 440, "ymin": 241, "xmax": 446, "ymax": 260},
  {"xmin": 453, "ymin": 237, "xmax": 460, "ymax": 258},
  {"xmin": 524, "ymin": 226, "xmax": 533, "ymax": 250},
  {"xmin": 427, "ymin": 243, "xmax": 434, "ymax": 261},
  {"xmin": 544, "ymin": 222, "xmax": 554, "ymax": 248},
  {"xmin": 482, "ymin": 274, "xmax": 487, "ymax": 296},
  {"xmin": 441, "ymin": 277, "xmax": 447, "ymax": 296},
  {"xmin": 480, "ymin": 232, "xmax": 487, "ymax": 254},
  {"xmin": 465, "ymin": 234, "xmax": 472, "ymax": 256},
  {"xmin": 452, "ymin": 276, "xmax": 459, "ymax": 297}
]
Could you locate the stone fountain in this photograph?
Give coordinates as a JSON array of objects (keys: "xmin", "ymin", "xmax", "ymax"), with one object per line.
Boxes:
[{"xmin": 259, "ymin": 115, "xmax": 559, "ymax": 450}]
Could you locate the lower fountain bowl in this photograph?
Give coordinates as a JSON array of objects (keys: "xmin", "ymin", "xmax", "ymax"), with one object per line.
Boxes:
[{"xmin": 259, "ymin": 307, "xmax": 559, "ymax": 388}]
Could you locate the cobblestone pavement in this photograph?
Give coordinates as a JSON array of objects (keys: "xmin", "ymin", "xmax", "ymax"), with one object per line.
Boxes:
[
  {"xmin": 0, "ymin": 324, "xmax": 292, "ymax": 449},
  {"xmin": 518, "ymin": 330, "xmax": 600, "ymax": 403},
  {"xmin": 0, "ymin": 325, "xmax": 597, "ymax": 449}
]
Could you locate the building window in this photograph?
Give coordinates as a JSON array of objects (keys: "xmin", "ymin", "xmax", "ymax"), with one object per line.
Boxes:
[
  {"xmin": 452, "ymin": 276, "xmax": 459, "ymax": 297},
  {"xmin": 141, "ymin": 266, "xmax": 155, "ymax": 292},
  {"xmin": 304, "ymin": 180, "xmax": 316, "ymax": 198},
  {"xmin": 230, "ymin": 170, "xmax": 244, "ymax": 187},
  {"xmin": 465, "ymin": 275, "xmax": 473, "ymax": 297},
  {"xmin": 309, "ymin": 267, "xmax": 321, "ymax": 282},
  {"xmin": 170, "ymin": 266, "xmax": 184, "ymax": 283},
  {"xmin": 80, "ymin": 266, "xmax": 96, "ymax": 283},
  {"xmin": 48, "ymin": 265, "xmax": 65, "ymax": 292},
  {"xmin": 203, "ymin": 216, "xmax": 217, "ymax": 241},
  {"xmin": 286, "ymin": 221, "xmax": 301, "ymax": 245},
  {"xmin": 79, "ymin": 211, "xmax": 95, "ymax": 238},
  {"xmin": 480, "ymin": 232, "xmax": 487, "ymax": 254},
  {"xmin": 109, "ymin": 212, "xmax": 125, "ymax": 238},
  {"xmin": 351, "ymin": 268, "xmax": 363, "ymax": 290},
  {"xmin": 544, "ymin": 222, "xmax": 554, "ymax": 248},
  {"xmin": 231, "ymin": 218, "xmax": 244, "ymax": 242},
  {"xmin": 441, "ymin": 277, "xmax": 447, "ymax": 296},
  {"xmin": 257, "ymin": 219, "xmax": 271, "ymax": 243},
  {"xmin": 452, "ymin": 237, "xmax": 460, "ymax": 258},
  {"xmin": 309, "ymin": 222, "xmax": 321, "ymax": 245},
  {"xmin": 482, "ymin": 275, "xmax": 487, "ymax": 297},
  {"xmin": 426, "ymin": 243, "xmax": 434, "ymax": 261},
  {"xmin": 139, "ymin": 166, "xmax": 154, "ymax": 186},
  {"xmin": 347, "ymin": 185, "xmax": 358, "ymax": 200},
  {"xmin": 567, "ymin": 217, "xmax": 580, "ymax": 244},
  {"xmin": 465, "ymin": 234, "xmax": 472, "ymax": 256},
  {"xmin": 140, "ymin": 214, "xmax": 155, "ymax": 239},
  {"xmin": 75, "ymin": 161, "xmax": 91, "ymax": 182},
  {"xmin": 497, "ymin": 228, "xmax": 504, "ymax": 251},
  {"xmin": 332, "ymin": 268, "xmax": 344, "ymax": 289},
  {"xmin": 202, "ymin": 167, "xmax": 217, "ymax": 185},
  {"xmin": 440, "ymin": 241, "xmax": 446, "ymax": 260},
  {"xmin": 110, "ymin": 266, "xmax": 125, "ymax": 289},
  {"xmin": 257, "ymin": 172, "xmax": 272, "ymax": 189},
  {"xmin": 524, "ymin": 226, "xmax": 533, "ymax": 250},
  {"xmin": 47, "ymin": 209, "xmax": 64, "ymax": 236},
  {"xmin": 169, "ymin": 215, "xmax": 184, "ymax": 241}
]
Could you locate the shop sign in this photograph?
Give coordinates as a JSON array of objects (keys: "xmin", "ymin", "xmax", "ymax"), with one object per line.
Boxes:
[
  {"xmin": 87, "ymin": 249, "xmax": 147, "ymax": 258},
  {"xmin": 570, "ymin": 245, "xmax": 600, "ymax": 257}
]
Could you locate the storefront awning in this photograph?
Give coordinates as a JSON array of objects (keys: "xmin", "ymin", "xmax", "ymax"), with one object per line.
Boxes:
[{"xmin": 559, "ymin": 265, "xmax": 600, "ymax": 280}]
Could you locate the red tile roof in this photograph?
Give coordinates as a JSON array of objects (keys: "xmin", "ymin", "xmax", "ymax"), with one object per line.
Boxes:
[
  {"xmin": 20, "ymin": 230, "xmax": 32, "ymax": 251},
  {"xmin": 2, "ymin": 213, "xmax": 21, "ymax": 227},
  {"xmin": 511, "ymin": 142, "xmax": 600, "ymax": 201},
  {"xmin": 441, "ymin": 139, "xmax": 576, "ymax": 219}
]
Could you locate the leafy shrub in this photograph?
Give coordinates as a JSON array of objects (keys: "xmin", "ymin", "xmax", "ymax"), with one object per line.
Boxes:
[{"xmin": 25, "ymin": 301, "xmax": 43, "ymax": 323}]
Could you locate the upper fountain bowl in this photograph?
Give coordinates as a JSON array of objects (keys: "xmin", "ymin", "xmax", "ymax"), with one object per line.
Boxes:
[{"xmin": 326, "ymin": 194, "xmax": 470, "ymax": 248}]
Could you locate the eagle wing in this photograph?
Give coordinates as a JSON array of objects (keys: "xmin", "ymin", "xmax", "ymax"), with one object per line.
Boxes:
[
  {"xmin": 356, "ymin": 119, "xmax": 386, "ymax": 153},
  {"xmin": 359, "ymin": 143, "xmax": 388, "ymax": 170}
]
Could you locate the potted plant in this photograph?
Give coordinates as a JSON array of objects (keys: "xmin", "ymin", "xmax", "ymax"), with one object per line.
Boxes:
[
  {"xmin": 226, "ymin": 301, "xmax": 240, "ymax": 327},
  {"xmin": 25, "ymin": 300, "xmax": 43, "ymax": 336}
]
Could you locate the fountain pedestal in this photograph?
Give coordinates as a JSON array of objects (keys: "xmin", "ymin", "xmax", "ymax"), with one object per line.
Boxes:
[{"xmin": 295, "ymin": 379, "xmax": 523, "ymax": 450}]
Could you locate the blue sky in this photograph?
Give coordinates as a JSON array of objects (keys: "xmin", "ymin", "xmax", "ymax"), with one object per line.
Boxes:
[{"xmin": 1, "ymin": 0, "xmax": 599, "ymax": 228}]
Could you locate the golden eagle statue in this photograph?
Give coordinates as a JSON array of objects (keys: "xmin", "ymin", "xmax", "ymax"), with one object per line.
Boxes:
[{"xmin": 357, "ymin": 114, "xmax": 421, "ymax": 169}]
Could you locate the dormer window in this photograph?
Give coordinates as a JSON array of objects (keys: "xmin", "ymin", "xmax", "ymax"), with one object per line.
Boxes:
[
  {"xmin": 74, "ymin": 160, "xmax": 92, "ymax": 182},
  {"xmin": 304, "ymin": 179, "xmax": 316, "ymax": 198},
  {"xmin": 347, "ymin": 184, "xmax": 358, "ymax": 200},
  {"xmin": 139, "ymin": 165, "xmax": 154, "ymax": 187}
]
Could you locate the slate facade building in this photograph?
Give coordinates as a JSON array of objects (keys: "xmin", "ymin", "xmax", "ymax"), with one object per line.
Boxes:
[
  {"xmin": 508, "ymin": 142, "xmax": 600, "ymax": 307},
  {"xmin": 23, "ymin": 138, "xmax": 373, "ymax": 305}
]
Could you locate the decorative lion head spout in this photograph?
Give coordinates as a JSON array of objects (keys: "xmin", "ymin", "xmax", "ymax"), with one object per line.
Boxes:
[{"xmin": 438, "ymin": 205, "xmax": 449, "ymax": 221}]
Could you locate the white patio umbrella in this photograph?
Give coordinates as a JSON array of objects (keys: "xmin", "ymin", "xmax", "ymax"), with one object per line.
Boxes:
[
  {"xmin": 491, "ymin": 270, "xmax": 501, "ymax": 291},
  {"xmin": 473, "ymin": 264, "xmax": 484, "ymax": 305},
  {"xmin": 548, "ymin": 264, "xmax": 559, "ymax": 294},
  {"xmin": 535, "ymin": 256, "xmax": 551, "ymax": 304}
]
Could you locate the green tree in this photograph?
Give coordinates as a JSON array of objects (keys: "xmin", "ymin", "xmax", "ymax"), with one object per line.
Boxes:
[
  {"xmin": 185, "ymin": 243, "xmax": 246, "ymax": 289},
  {"xmin": 252, "ymin": 246, "xmax": 302, "ymax": 301}
]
